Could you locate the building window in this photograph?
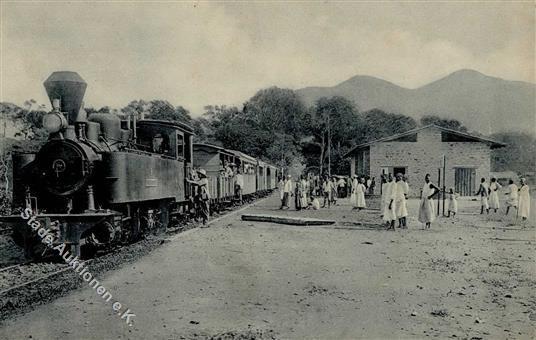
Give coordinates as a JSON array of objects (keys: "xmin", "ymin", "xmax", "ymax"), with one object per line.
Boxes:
[
  {"xmin": 176, "ymin": 133, "xmax": 184, "ymax": 159},
  {"xmin": 393, "ymin": 167, "xmax": 407, "ymax": 175},
  {"xmin": 380, "ymin": 166, "xmax": 407, "ymax": 176}
]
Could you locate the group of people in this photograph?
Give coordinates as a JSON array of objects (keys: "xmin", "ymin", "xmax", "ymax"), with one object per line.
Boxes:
[
  {"xmin": 278, "ymin": 174, "xmax": 372, "ymax": 211},
  {"xmin": 187, "ymin": 164, "xmax": 532, "ymax": 229},
  {"xmin": 380, "ymin": 173, "xmax": 411, "ymax": 229},
  {"xmin": 278, "ymin": 171, "xmax": 532, "ymax": 229},
  {"xmin": 475, "ymin": 177, "xmax": 531, "ymax": 220}
]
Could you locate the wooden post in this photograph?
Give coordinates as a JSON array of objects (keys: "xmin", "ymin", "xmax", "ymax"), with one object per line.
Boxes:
[
  {"xmin": 327, "ymin": 113, "xmax": 331, "ymax": 176},
  {"xmin": 442, "ymin": 155, "xmax": 446, "ymax": 217},
  {"xmin": 350, "ymin": 156, "xmax": 356, "ymax": 178},
  {"xmin": 437, "ymin": 168, "xmax": 441, "ymax": 216}
]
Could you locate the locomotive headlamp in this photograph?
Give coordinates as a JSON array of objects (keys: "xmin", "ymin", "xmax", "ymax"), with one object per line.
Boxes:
[{"xmin": 43, "ymin": 112, "xmax": 68, "ymax": 133}]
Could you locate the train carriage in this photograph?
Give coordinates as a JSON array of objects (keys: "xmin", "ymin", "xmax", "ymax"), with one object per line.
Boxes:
[
  {"xmin": 266, "ymin": 163, "xmax": 278, "ymax": 190},
  {"xmin": 257, "ymin": 160, "xmax": 268, "ymax": 192},
  {"xmin": 192, "ymin": 143, "xmax": 237, "ymax": 202},
  {"xmin": 229, "ymin": 150, "xmax": 257, "ymax": 196}
]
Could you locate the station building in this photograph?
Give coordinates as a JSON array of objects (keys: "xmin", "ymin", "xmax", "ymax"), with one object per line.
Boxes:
[{"xmin": 345, "ymin": 125, "xmax": 506, "ymax": 197}]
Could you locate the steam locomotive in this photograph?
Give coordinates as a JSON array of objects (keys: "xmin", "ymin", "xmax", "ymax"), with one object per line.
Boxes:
[{"xmin": 0, "ymin": 71, "xmax": 279, "ymax": 259}]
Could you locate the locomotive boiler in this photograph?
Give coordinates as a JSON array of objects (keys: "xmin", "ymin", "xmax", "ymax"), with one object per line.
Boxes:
[{"xmin": 1, "ymin": 71, "xmax": 194, "ymax": 258}]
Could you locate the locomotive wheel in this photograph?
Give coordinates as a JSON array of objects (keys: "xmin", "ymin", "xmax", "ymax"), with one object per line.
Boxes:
[
  {"xmin": 158, "ymin": 201, "xmax": 170, "ymax": 230},
  {"xmin": 24, "ymin": 237, "xmax": 48, "ymax": 260},
  {"xmin": 11, "ymin": 229, "xmax": 25, "ymax": 248}
]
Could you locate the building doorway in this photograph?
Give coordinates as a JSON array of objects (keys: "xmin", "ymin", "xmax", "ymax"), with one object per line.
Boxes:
[
  {"xmin": 393, "ymin": 167, "xmax": 407, "ymax": 175},
  {"xmin": 455, "ymin": 167, "xmax": 476, "ymax": 196}
]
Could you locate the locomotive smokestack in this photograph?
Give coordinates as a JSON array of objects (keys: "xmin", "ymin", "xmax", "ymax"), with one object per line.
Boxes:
[{"xmin": 44, "ymin": 71, "xmax": 87, "ymax": 125}]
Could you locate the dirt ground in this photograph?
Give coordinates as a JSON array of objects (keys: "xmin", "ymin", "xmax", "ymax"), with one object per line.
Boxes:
[{"xmin": 0, "ymin": 193, "xmax": 534, "ymax": 339}]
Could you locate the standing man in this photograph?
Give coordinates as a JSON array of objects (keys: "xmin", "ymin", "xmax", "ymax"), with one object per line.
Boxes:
[
  {"xmin": 380, "ymin": 174, "xmax": 387, "ymax": 217},
  {"xmin": 350, "ymin": 175, "xmax": 358, "ymax": 208},
  {"xmin": 354, "ymin": 177, "xmax": 367, "ymax": 210},
  {"xmin": 322, "ymin": 176, "xmax": 332, "ymax": 208},
  {"xmin": 301, "ymin": 176, "xmax": 309, "ymax": 208},
  {"xmin": 280, "ymin": 175, "xmax": 293, "ymax": 210},
  {"xmin": 418, "ymin": 173, "xmax": 439, "ymax": 229},
  {"xmin": 278, "ymin": 176, "xmax": 285, "ymax": 208},
  {"xmin": 504, "ymin": 179, "xmax": 518, "ymax": 216},
  {"xmin": 394, "ymin": 173, "xmax": 408, "ymax": 228},
  {"xmin": 518, "ymin": 178, "xmax": 531, "ymax": 221},
  {"xmin": 402, "ymin": 175, "xmax": 410, "ymax": 227},
  {"xmin": 382, "ymin": 174, "xmax": 397, "ymax": 230},
  {"xmin": 331, "ymin": 176, "xmax": 338, "ymax": 205},
  {"xmin": 187, "ymin": 169, "xmax": 210, "ymax": 226},
  {"xmin": 234, "ymin": 169, "xmax": 244, "ymax": 204},
  {"xmin": 489, "ymin": 178, "xmax": 501, "ymax": 213},
  {"xmin": 475, "ymin": 178, "xmax": 490, "ymax": 215},
  {"xmin": 337, "ymin": 177, "xmax": 346, "ymax": 198},
  {"xmin": 294, "ymin": 176, "xmax": 302, "ymax": 211},
  {"xmin": 370, "ymin": 177, "xmax": 376, "ymax": 195}
]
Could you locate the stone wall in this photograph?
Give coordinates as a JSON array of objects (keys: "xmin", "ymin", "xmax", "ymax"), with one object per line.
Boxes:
[{"xmin": 363, "ymin": 128, "xmax": 491, "ymax": 197}]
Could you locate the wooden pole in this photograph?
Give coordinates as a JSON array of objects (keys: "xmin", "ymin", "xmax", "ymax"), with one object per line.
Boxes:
[
  {"xmin": 437, "ymin": 168, "xmax": 441, "ymax": 216},
  {"xmin": 442, "ymin": 155, "xmax": 446, "ymax": 217},
  {"xmin": 327, "ymin": 112, "xmax": 331, "ymax": 176}
]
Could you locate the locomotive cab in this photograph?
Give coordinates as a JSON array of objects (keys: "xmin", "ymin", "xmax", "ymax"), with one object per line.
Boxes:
[{"xmin": 136, "ymin": 120, "xmax": 193, "ymax": 165}]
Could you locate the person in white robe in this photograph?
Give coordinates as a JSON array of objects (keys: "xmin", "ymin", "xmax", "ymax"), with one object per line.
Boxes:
[
  {"xmin": 394, "ymin": 173, "xmax": 408, "ymax": 228},
  {"xmin": 504, "ymin": 179, "xmax": 518, "ymax": 216},
  {"xmin": 447, "ymin": 188, "xmax": 458, "ymax": 217},
  {"xmin": 322, "ymin": 176, "xmax": 333, "ymax": 208},
  {"xmin": 475, "ymin": 178, "xmax": 490, "ymax": 214},
  {"xmin": 300, "ymin": 176, "xmax": 308, "ymax": 208},
  {"xmin": 518, "ymin": 178, "xmax": 530, "ymax": 220},
  {"xmin": 489, "ymin": 178, "xmax": 502, "ymax": 212},
  {"xmin": 418, "ymin": 174, "xmax": 439, "ymax": 229},
  {"xmin": 355, "ymin": 178, "xmax": 367, "ymax": 210},
  {"xmin": 402, "ymin": 175, "xmax": 410, "ymax": 227},
  {"xmin": 278, "ymin": 177, "xmax": 285, "ymax": 203},
  {"xmin": 311, "ymin": 196, "xmax": 320, "ymax": 210},
  {"xmin": 280, "ymin": 175, "xmax": 293, "ymax": 209},
  {"xmin": 330, "ymin": 177, "xmax": 338, "ymax": 205},
  {"xmin": 380, "ymin": 175, "xmax": 388, "ymax": 217},
  {"xmin": 382, "ymin": 174, "xmax": 397, "ymax": 229},
  {"xmin": 350, "ymin": 175, "xmax": 358, "ymax": 208}
]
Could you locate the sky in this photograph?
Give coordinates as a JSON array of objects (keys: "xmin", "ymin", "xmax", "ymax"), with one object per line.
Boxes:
[{"xmin": 0, "ymin": 1, "xmax": 534, "ymax": 116}]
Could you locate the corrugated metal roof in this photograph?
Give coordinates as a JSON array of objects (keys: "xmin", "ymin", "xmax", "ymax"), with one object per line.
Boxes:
[{"xmin": 344, "ymin": 124, "xmax": 506, "ymax": 157}]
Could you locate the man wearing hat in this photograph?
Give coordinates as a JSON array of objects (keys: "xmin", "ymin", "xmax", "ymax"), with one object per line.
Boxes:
[
  {"xmin": 187, "ymin": 168, "xmax": 211, "ymax": 226},
  {"xmin": 280, "ymin": 175, "xmax": 293, "ymax": 209}
]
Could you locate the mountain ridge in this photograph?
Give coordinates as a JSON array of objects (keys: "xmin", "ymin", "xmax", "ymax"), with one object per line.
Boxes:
[{"xmin": 296, "ymin": 69, "xmax": 535, "ymax": 134}]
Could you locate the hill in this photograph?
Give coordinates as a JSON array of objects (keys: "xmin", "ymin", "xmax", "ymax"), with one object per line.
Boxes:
[{"xmin": 296, "ymin": 69, "xmax": 535, "ymax": 134}]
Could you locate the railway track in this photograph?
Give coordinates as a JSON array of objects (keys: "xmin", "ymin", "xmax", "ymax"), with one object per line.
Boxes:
[{"xmin": 0, "ymin": 262, "xmax": 81, "ymax": 296}]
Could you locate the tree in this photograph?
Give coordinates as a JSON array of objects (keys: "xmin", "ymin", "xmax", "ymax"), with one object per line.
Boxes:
[
  {"xmin": 361, "ymin": 109, "xmax": 417, "ymax": 142},
  {"xmin": 243, "ymin": 87, "xmax": 307, "ymax": 139},
  {"xmin": 265, "ymin": 133, "xmax": 300, "ymax": 167},
  {"xmin": 308, "ymin": 96, "xmax": 359, "ymax": 174},
  {"xmin": 121, "ymin": 100, "xmax": 150, "ymax": 120},
  {"xmin": 490, "ymin": 132, "xmax": 536, "ymax": 173},
  {"xmin": 120, "ymin": 100, "xmax": 192, "ymax": 125},
  {"xmin": 145, "ymin": 100, "xmax": 191, "ymax": 123},
  {"xmin": 200, "ymin": 88, "xmax": 308, "ymax": 168},
  {"xmin": 10, "ymin": 100, "xmax": 48, "ymax": 140},
  {"xmin": 420, "ymin": 115, "xmax": 467, "ymax": 132}
]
